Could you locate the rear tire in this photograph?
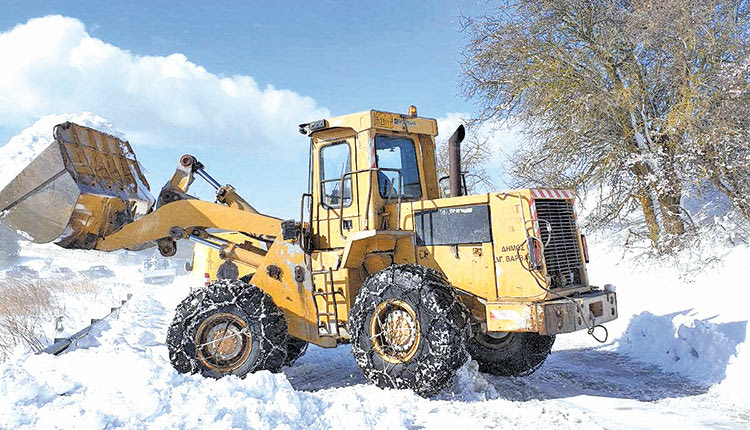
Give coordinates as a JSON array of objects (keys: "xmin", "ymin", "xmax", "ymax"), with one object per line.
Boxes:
[
  {"xmin": 349, "ymin": 264, "xmax": 470, "ymax": 396},
  {"xmin": 467, "ymin": 328, "xmax": 555, "ymax": 376},
  {"xmin": 167, "ymin": 279, "xmax": 288, "ymax": 378},
  {"xmin": 285, "ymin": 336, "xmax": 309, "ymax": 366}
]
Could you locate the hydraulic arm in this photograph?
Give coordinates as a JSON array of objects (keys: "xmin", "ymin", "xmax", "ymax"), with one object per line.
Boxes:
[{"xmin": 0, "ymin": 123, "xmax": 281, "ymax": 267}]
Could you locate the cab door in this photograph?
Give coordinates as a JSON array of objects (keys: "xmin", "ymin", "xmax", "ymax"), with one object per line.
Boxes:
[{"xmin": 312, "ymin": 138, "xmax": 362, "ymax": 249}]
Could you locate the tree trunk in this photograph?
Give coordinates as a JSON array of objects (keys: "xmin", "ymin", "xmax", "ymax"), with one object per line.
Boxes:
[
  {"xmin": 656, "ymin": 141, "xmax": 686, "ymax": 237},
  {"xmin": 631, "ymin": 160, "xmax": 661, "ymax": 246},
  {"xmin": 658, "ymin": 191, "xmax": 685, "ymax": 236},
  {"xmin": 636, "ymin": 189, "xmax": 661, "ymax": 246}
]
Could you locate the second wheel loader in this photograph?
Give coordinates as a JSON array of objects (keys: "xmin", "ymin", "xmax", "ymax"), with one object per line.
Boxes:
[{"xmin": 0, "ymin": 108, "xmax": 617, "ymax": 396}]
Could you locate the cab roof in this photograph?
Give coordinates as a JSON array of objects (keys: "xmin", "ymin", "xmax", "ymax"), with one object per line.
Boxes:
[{"xmin": 299, "ymin": 110, "xmax": 439, "ymax": 137}]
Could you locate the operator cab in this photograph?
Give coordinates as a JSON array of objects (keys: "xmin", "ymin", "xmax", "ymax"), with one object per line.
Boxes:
[{"xmin": 299, "ymin": 108, "xmax": 440, "ymax": 250}]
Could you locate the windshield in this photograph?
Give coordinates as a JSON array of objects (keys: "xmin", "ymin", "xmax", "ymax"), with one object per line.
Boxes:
[{"xmin": 375, "ymin": 135, "xmax": 422, "ymax": 200}]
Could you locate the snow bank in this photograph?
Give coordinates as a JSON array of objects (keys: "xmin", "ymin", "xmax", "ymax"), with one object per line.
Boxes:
[
  {"xmin": 0, "ymin": 353, "xmax": 329, "ymax": 429},
  {"xmin": 586, "ymin": 231, "xmax": 750, "ymax": 402},
  {"xmin": 0, "ymin": 281, "xmax": 611, "ymax": 429},
  {"xmin": 0, "ymin": 112, "xmax": 120, "ymax": 189},
  {"xmin": 618, "ymin": 311, "xmax": 744, "ymax": 385},
  {"xmin": 719, "ymin": 342, "xmax": 750, "ymax": 402}
]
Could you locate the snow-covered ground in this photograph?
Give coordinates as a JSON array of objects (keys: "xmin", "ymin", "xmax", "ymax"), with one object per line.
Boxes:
[
  {"xmin": 1, "ymin": 114, "xmax": 748, "ymax": 428},
  {"xmin": 0, "ymin": 236, "xmax": 747, "ymax": 429}
]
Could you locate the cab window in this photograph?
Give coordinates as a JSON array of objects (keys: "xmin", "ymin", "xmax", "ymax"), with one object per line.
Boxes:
[
  {"xmin": 376, "ymin": 135, "xmax": 422, "ymax": 200},
  {"xmin": 320, "ymin": 142, "xmax": 352, "ymax": 209}
]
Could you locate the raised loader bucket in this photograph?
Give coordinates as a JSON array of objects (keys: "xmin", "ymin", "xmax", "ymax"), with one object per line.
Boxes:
[{"xmin": 0, "ymin": 122, "xmax": 154, "ymax": 249}]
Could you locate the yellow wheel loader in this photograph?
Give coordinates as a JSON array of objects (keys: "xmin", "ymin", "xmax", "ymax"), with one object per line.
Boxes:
[{"xmin": 0, "ymin": 109, "xmax": 617, "ymax": 396}]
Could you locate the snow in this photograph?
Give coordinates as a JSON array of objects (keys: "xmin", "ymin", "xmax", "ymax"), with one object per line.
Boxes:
[
  {"xmin": 0, "ymin": 117, "xmax": 748, "ymax": 428},
  {"xmin": 0, "ymin": 113, "xmax": 121, "ymax": 190},
  {"xmin": 0, "ymin": 237, "xmax": 746, "ymax": 429},
  {"xmin": 585, "ymin": 232, "xmax": 750, "ymax": 403},
  {"xmin": 618, "ymin": 311, "xmax": 739, "ymax": 384},
  {"xmin": 0, "ymin": 277, "xmax": 605, "ymax": 429}
]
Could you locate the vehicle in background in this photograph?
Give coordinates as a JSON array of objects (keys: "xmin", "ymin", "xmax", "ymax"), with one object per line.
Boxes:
[
  {"xmin": 5, "ymin": 265, "xmax": 39, "ymax": 280},
  {"xmin": 79, "ymin": 265, "xmax": 115, "ymax": 279},
  {"xmin": 188, "ymin": 231, "xmax": 256, "ymax": 289},
  {"xmin": 141, "ymin": 258, "xmax": 176, "ymax": 285},
  {"xmin": 48, "ymin": 266, "xmax": 77, "ymax": 281}
]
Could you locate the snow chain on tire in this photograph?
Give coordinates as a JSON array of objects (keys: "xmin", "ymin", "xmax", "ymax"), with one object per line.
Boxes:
[
  {"xmin": 167, "ymin": 279, "xmax": 289, "ymax": 378},
  {"xmin": 285, "ymin": 336, "xmax": 309, "ymax": 366},
  {"xmin": 238, "ymin": 273, "xmax": 308, "ymax": 367},
  {"xmin": 348, "ymin": 264, "xmax": 470, "ymax": 397}
]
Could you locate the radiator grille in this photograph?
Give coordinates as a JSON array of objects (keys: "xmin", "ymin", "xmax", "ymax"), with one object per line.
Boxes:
[{"xmin": 535, "ymin": 199, "xmax": 582, "ymax": 288}]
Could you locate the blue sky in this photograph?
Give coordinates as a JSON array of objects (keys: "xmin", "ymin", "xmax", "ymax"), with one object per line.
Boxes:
[{"xmin": 0, "ymin": 1, "xmax": 500, "ymax": 218}]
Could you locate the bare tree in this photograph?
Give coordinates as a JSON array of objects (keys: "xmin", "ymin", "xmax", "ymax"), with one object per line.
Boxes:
[
  {"xmin": 436, "ymin": 122, "xmax": 495, "ymax": 195},
  {"xmin": 693, "ymin": 56, "xmax": 750, "ymax": 219},
  {"xmin": 461, "ymin": 0, "xmax": 750, "ymax": 251}
]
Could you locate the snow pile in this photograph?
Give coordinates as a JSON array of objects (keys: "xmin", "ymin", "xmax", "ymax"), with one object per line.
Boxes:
[
  {"xmin": 0, "ymin": 112, "xmax": 120, "ymax": 189},
  {"xmin": 0, "ymin": 349, "xmax": 328, "ymax": 429},
  {"xmin": 618, "ymin": 311, "xmax": 743, "ymax": 385},
  {"xmin": 448, "ymin": 359, "xmax": 499, "ymax": 401},
  {"xmin": 0, "ymin": 279, "xmax": 611, "ymax": 429},
  {"xmin": 585, "ymin": 231, "xmax": 750, "ymax": 403},
  {"xmin": 719, "ymin": 342, "xmax": 750, "ymax": 402}
]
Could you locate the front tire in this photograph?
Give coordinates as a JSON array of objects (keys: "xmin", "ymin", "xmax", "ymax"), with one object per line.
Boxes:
[
  {"xmin": 237, "ymin": 272, "xmax": 307, "ymax": 367},
  {"xmin": 167, "ymin": 279, "xmax": 288, "ymax": 378},
  {"xmin": 349, "ymin": 264, "xmax": 470, "ymax": 396},
  {"xmin": 467, "ymin": 328, "xmax": 555, "ymax": 376}
]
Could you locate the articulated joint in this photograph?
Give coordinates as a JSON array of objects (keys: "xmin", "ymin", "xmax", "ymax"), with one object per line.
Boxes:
[{"xmin": 281, "ymin": 220, "xmax": 300, "ymax": 242}]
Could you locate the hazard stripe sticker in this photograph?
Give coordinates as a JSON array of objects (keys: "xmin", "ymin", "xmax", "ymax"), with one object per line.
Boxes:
[
  {"xmin": 530, "ymin": 189, "xmax": 574, "ymax": 199},
  {"xmin": 369, "ymin": 137, "xmax": 376, "ymax": 168}
]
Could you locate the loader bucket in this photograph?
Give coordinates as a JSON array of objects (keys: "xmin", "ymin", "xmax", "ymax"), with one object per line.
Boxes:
[{"xmin": 0, "ymin": 122, "xmax": 154, "ymax": 249}]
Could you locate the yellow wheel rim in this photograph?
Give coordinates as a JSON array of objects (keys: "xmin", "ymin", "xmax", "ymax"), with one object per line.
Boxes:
[
  {"xmin": 369, "ymin": 299, "xmax": 421, "ymax": 364},
  {"xmin": 194, "ymin": 312, "xmax": 253, "ymax": 373}
]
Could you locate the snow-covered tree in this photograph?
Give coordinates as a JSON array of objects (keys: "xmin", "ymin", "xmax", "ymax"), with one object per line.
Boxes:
[{"xmin": 460, "ymin": 0, "xmax": 750, "ymax": 251}]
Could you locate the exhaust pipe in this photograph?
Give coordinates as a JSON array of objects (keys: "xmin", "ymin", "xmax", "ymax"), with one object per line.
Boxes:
[{"xmin": 448, "ymin": 125, "xmax": 466, "ymax": 197}]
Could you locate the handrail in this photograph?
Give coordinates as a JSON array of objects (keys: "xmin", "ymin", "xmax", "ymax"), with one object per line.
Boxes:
[
  {"xmin": 299, "ymin": 193, "xmax": 312, "ymax": 252},
  {"xmin": 320, "ymin": 167, "xmax": 404, "ymax": 239}
]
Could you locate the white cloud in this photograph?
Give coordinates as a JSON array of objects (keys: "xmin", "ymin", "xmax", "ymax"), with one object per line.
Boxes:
[
  {"xmin": 435, "ymin": 112, "xmax": 467, "ymax": 145},
  {"xmin": 0, "ymin": 15, "xmax": 330, "ymax": 154}
]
